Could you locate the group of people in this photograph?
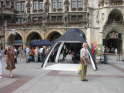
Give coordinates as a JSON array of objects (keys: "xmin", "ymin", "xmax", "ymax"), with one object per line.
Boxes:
[
  {"xmin": 24, "ymin": 46, "xmax": 50, "ymax": 63},
  {"xmin": 0, "ymin": 46, "xmax": 17, "ymax": 79},
  {"xmin": 0, "ymin": 45, "xmax": 51, "ymax": 79},
  {"xmin": 0, "ymin": 42, "xmax": 94, "ymax": 81}
]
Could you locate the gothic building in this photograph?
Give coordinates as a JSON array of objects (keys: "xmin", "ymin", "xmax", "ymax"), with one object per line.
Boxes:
[{"xmin": 0, "ymin": 0, "xmax": 124, "ymax": 54}]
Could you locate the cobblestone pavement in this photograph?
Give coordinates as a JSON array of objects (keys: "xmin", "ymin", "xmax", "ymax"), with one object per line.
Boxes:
[{"xmin": 0, "ymin": 57, "xmax": 124, "ymax": 93}]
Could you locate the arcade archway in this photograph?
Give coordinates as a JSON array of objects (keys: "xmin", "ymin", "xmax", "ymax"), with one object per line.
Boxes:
[
  {"xmin": 47, "ymin": 32, "xmax": 61, "ymax": 41},
  {"xmin": 26, "ymin": 32, "xmax": 42, "ymax": 45},
  {"xmin": 104, "ymin": 31, "xmax": 122, "ymax": 54},
  {"xmin": 107, "ymin": 9, "xmax": 123, "ymax": 24},
  {"xmin": 103, "ymin": 9, "xmax": 123, "ymax": 54},
  {"xmin": 7, "ymin": 33, "xmax": 23, "ymax": 48}
]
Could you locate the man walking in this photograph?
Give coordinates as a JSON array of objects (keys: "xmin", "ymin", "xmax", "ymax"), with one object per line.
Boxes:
[{"xmin": 80, "ymin": 43, "xmax": 89, "ymax": 81}]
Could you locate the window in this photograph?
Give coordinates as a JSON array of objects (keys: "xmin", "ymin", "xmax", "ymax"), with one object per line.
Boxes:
[
  {"xmin": 6, "ymin": 1, "xmax": 11, "ymax": 8},
  {"xmin": 71, "ymin": 0, "xmax": 83, "ymax": 9},
  {"xmin": 16, "ymin": 18, "xmax": 24, "ymax": 24},
  {"xmin": 22, "ymin": 2, "xmax": 25, "ymax": 11},
  {"xmin": 71, "ymin": 0, "xmax": 76, "ymax": 8},
  {"xmin": 78, "ymin": 0, "xmax": 82, "ymax": 8},
  {"xmin": 33, "ymin": 1, "xmax": 39, "ymax": 10},
  {"xmin": 16, "ymin": 3, "xmax": 20, "ymax": 11},
  {"xmin": 52, "ymin": 0, "xmax": 63, "ymax": 11},
  {"xmin": 58, "ymin": 0, "xmax": 63, "ymax": 9},
  {"xmin": 33, "ymin": 0, "xmax": 43, "ymax": 11},
  {"xmin": 39, "ymin": 2, "xmax": 43, "ymax": 9},
  {"xmin": 16, "ymin": 2, "xmax": 25, "ymax": 12}
]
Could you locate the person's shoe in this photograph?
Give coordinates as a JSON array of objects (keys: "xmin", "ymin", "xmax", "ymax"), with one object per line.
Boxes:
[{"xmin": 81, "ymin": 79, "xmax": 88, "ymax": 81}]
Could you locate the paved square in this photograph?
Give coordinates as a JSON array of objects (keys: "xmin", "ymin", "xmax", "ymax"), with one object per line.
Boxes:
[{"xmin": 0, "ymin": 60, "xmax": 124, "ymax": 93}]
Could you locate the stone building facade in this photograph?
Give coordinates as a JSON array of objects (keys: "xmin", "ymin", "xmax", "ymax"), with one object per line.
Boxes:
[{"xmin": 0, "ymin": 0, "xmax": 124, "ymax": 54}]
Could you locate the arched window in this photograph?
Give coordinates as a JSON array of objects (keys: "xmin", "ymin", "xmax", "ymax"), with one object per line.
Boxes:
[
  {"xmin": 47, "ymin": 32, "xmax": 61, "ymax": 41},
  {"xmin": 107, "ymin": 9, "xmax": 123, "ymax": 24}
]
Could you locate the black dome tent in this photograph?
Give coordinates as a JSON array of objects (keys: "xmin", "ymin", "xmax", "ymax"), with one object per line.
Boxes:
[{"xmin": 42, "ymin": 28, "xmax": 97, "ymax": 70}]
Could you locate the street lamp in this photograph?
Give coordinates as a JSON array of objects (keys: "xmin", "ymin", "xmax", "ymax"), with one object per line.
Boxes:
[{"xmin": 64, "ymin": 0, "xmax": 70, "ymax": 32}]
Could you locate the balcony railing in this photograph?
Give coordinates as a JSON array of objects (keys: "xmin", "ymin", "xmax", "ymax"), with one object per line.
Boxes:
[
  {"xmin": 0, "ymin": 8, "xmax": 15, "ymax": 14},
  {"xmin": 99, "ymin": 1, "xmax": 124, "ymax": 7},
  {"xmin": 0, "ymin": 11, "xmax": 88, "ymax": 28}
]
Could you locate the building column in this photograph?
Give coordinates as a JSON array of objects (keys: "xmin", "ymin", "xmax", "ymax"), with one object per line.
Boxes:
[
  {"xmin": 22, "ymin": 31, "xmax": 26, "ymax": 48},
  {"xmin": 86, "ymin": 28, "xmax": 92, "ymax": 46}
]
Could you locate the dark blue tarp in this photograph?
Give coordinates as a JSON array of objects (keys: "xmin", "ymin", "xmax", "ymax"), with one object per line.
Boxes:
[
  {"xmin": 54, "ymin": 28, "xmax": 86, "ymax": 43},
  {"xmin": 30, "ymin": 40, "xmax": 51, "ymax": 46}
]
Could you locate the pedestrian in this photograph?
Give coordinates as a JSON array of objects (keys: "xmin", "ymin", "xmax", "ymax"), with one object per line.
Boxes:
[
  {"xmin": 39, "ymin": 47, "xmax": 44, "ymax": 62},
  {"xmin": 5, "ymin": 46, "xmax": 16, "ymax": 78},
  {"xmin": 34, "ymin": 47, "xmax": 38, "ymax": 62},
  {"xmin": 80, "ymin": 43, "xmax": 89, "ymax": 81},
  {"xmin": 13, "ymin": 47, "xmax": 18, "ymax": 64},
  {"xmin": 91, "ymin": 43, "xmax": 97, "ymax": 62},
  {"xmin": 102, "ymin": 46, "xmax": 108, "ymax": 64},
  {"xmin": 115, "ymin": 48, "xmax": 118, "ymax": 61},
  {"xmin": 0, "ymin": 47, "xmax": 4, "ymax": 79}
]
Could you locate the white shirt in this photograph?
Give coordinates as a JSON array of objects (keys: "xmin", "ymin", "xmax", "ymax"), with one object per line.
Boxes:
[
  {"xmin": 80, "ymin": 48, "xmax": 89, "ymax": 58},
  {"xmin": 26, "ymin": 48, "xmax": 30, "ymax": 55},
  {"xmin": 39, "ymin": 48, "xmax": 43, "ymax": 53},
  {"xmin": 35, "ymin": 48, "xmax": 38, "ymax": 55}
]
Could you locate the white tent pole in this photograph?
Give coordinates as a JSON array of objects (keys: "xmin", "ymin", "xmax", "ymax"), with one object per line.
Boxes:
[
  {"xmin": 43, "ymin": 43, "xmax": 58, "ymax": 68},
  {"xmin": 55, "ymin": 42, "xmax": 64, "ymax": 63},
  {"xmin": 88, "ymin": 50, "xmax": 97, "ymax": 70}
]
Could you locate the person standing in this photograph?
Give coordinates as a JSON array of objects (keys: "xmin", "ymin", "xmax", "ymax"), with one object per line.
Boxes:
[
  {"xmin": 91, "ymin": 43, "xmax": 96, "ymax": 62},
  {"xmin": 34, "ymin": 47, "xmax": 38, "ymax": 62},
  {"xmin": 5, "ymin": 46, "xmax": 16, "ymax": 78},
  {"xmin": 102, "ymin": 46, "xmax": 108, "ymax": 64},
  {"xmin": 0, "ymin": 47, "xmax": 4, "ymax": 78},
  {"xmin": 39, "ymin": 47, "xmax": 44, "ymax": 62},
  {"xmin": 80, "ymin": 43, "xmax": 89, "ymax": 81},
  {"xmin": 25, "ymin": 47, "xmax": 30, "ymax": 62},
  {"xmin": 115, "ymin": 48, "xmax": 118, "ymax": 61}
]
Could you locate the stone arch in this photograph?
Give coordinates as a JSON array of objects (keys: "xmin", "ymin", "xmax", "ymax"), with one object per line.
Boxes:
[
  {"xmin": 6, "ymin": 31, "xmax": 23, "ymax": 41},
  {"xmin": 104, "ymin": 27, "xmax": 121, "ymax": 39},
  {"xmin": 103, "ymin": 8, "xmax": 124, "ymax": 38},
  {"xmin": 7, "ymin": 32, "xmax": 23, "ymax": 48},
  {"xmin": 26, "ymin": 30, "xmax": 42, "ymax": 39},
  {"xmin": 106, "ymin": 9, "xmax": 123, "ymax": 24},
  {"xmin": 26, "ymin": 32, "xmax": 42, "ymax": 45},
  {"xmin": 46, "ymin": 30, "xmax": 63, "ymax": 41},
  {"xmin": 103, "ymin": 29, "xmax": 122, "ymax": 54}
]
